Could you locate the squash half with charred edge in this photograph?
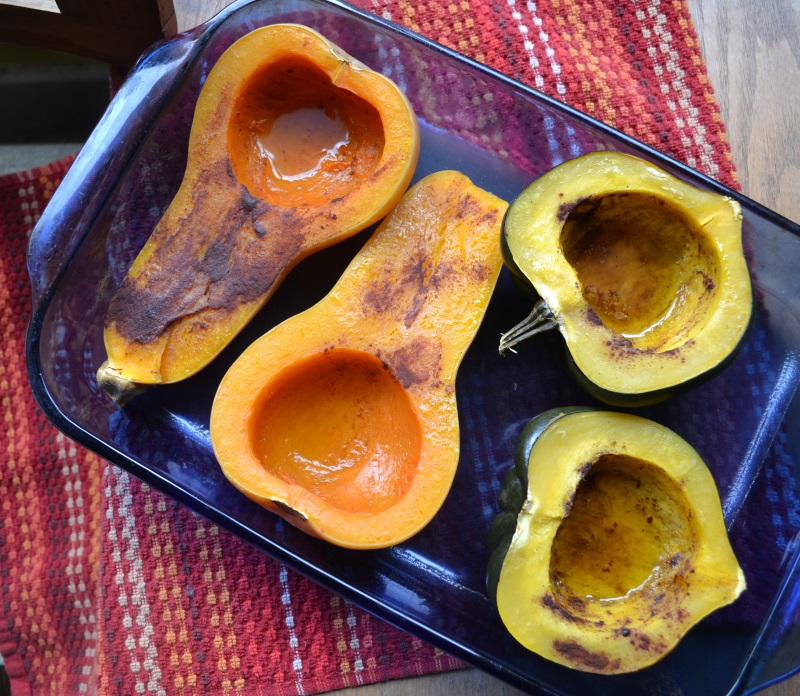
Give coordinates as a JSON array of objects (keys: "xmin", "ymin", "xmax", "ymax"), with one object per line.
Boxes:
[
  {"xmin": 97, "ymin": 23, "xmax": 419, "ymax": 404},
  {"xmin": 487, "ymin": 407, "xmax": 745, "ymax": 675},
  {"xmin": 500, "ymin": 151, "xmax": 753, "ymax": 406},
  {"xmin": 210, "ymin": 171, "xmax": 507, "ymax": 549}
]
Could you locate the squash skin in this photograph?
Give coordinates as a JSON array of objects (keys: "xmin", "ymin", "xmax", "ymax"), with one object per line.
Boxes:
[
  {"xmin": 488, "ymin": 408, "xmax": 746, "ymax": 674},
  {"xmin": 210, "ymin": 171, "xmax": 507, "ymax": 549},
  {"xmin": 501, "ymin": 151, "xmax": 753, "ymax": 406},
  {"xmin": 487, "ymin": 407, "xmax": 592, "ymax": 603},
  {"xmin": 98, "ymin": 24, "xmax": 420, "ymax": 403}
]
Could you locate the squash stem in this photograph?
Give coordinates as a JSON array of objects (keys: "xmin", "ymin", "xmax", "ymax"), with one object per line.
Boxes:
[
  {"xmin": 96, "ymin": 361, "xmax": 149, "ymax": 406},
  {"xmin": 499, "ymin": 300, "xmax": 557, "ymax": 354}
]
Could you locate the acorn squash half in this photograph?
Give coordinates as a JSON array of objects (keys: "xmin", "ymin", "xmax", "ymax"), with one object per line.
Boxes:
[
  {"xmin": 500, "ymin": 151, "xmax": 753, "ymax": 406},
  {"xmin": 487, "ymin": 408, "xmax": 745, "ymax": 674}
]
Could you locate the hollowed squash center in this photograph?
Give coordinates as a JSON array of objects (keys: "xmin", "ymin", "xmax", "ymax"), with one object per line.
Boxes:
[
  {"xmin": 250, "ymin": 349, "xmax": 422, "ymax": 514},
  {"xmin": 560, "ymin": 192, "xmax": 719, "ymax": 352},
  {"xmin": 228, "ymin": 58, "xmax": 385, "ymax": 207},
  {"xmin": 549, "ymin": 454, "xmax": 697, "ymax": 622}
]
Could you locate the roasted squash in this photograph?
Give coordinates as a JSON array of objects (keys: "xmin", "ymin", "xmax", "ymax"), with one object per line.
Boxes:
[
  {"xmin": 500, "ymin": 151, "xmax": 753, "ymax": 406},
  {"xmin": 97, "ymin": 23, "xmax": 420, "ymax": 404},
  {"xmin": 488, "ymin": 408, "xmax": 745, "ymax": 674},
  {"xmin": 210, "ymin": 171, "xmax": 507, "ymax": 549}
]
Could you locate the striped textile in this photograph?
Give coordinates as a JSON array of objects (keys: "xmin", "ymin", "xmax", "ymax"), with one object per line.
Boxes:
[
  {"xmin": 367, "ymin": 0, "xmax": 735, "ymax": 186},
  {"xmin": 1, "ymin": 0, "xmax": 738, "ymax": 694}
]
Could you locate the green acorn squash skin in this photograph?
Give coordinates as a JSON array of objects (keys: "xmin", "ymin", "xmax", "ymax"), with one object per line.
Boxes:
[
  {"xmin": 487, "ymin": 408, "xmax": 745, "ymax": 675},
  {"xmin": 560, "ymin": 314, "xmax": 753, "ymax": 408},
  {"xmin": 487, "ymin": 407, "xmax": 592, "ymax": 604},
  {"xmin": 500, "ymin": 225, "xmax": 537, "ymax": 298},
  {"xmin": 500, "ymin": 151, "xmax": 754, "ymax": 406}
]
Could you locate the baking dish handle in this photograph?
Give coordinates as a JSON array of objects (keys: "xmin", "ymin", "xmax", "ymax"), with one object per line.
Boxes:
[{"xmin": 25, "ymin": 25, "xmax": 205, "ymax": 309}]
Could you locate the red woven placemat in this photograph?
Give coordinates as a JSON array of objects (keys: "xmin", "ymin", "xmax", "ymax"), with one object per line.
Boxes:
[{"xmin": 1, "ymin": 1, "xmax": 737, "ymax": 694}]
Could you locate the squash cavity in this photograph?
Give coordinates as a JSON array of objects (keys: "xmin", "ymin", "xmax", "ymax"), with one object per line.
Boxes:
[{"xmin": 249, "ymin": 348, "xmax": 422, "ymax": 515}]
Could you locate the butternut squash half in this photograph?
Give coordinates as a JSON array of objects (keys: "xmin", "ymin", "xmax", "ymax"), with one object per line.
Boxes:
[
  {"xmin": 210, "ymin": 171, "xmax": 507, "ymax": 549},
  {"xmin": 98, "ymin": 23, "xmax": 419, "ymax": 404}
]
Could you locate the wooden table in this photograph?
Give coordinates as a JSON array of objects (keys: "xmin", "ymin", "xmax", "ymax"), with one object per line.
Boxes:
[{"xmin": 167, "ymin": 1, "xmax": 799, "ymax": 694}]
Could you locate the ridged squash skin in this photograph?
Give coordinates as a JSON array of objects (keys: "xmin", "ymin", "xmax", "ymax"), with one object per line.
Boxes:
[
  {"xmin": 487, "ymin": 408, "xmax": 746, "ymax": 674},
  {"xmin": 97, "ymin": 23, "xmax": 420, "ymax": 404},
  {"xmin": 210, "ymin": 171, "xmax": 507, "ymax": 549},
  {"xmin": 501, "ymin": 151, "xmax": 753, "ymax": 406}
]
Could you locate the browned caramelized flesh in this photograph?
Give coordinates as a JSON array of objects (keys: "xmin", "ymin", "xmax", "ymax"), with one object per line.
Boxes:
[
  {"xmin": 228, "ymin": 58, "xmax": 385, "ymax": 207},
  {"xmin": 549, "ymin": 454, "xmax": 697, "ymax": 623},
  {"xmin": 560, "ymin": 193, "xmax": 719, "ymax": 352}
]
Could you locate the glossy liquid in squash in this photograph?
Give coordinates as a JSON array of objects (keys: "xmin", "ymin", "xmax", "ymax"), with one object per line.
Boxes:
[
  {"xmin": 97, "ymin": 24, "xmax": 419, "ymax": 404},
  {"xmin": 500, "ymin": 151, "xmax": 753, "ymax": 406},
  {"xmin": 487, "ymin": 408, "xmax": 746, "ymax": 674},
  {"xmin": 210, "ymin": 171, "xmax": 507, "ymax": 549}
]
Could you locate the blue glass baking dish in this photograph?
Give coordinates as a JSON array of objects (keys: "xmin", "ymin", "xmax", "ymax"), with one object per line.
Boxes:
[{"xmin": 25, "ymin": 0, "xmax": 800, "ymax": 693}]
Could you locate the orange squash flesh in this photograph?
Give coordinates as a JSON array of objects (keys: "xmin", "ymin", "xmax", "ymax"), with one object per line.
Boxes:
[
  {"xmin": 210, "ymin": 171, "xmax": 507, "ymax": 549},
  {"xmin": 250, "ymin": 349, "xmax": 422, "ymax": 514},
  {"xmin": 98, "ymin": 24, "xmax": 419, "ymax": 401}
]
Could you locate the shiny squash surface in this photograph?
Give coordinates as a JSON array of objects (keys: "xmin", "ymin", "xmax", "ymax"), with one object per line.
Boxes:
[
  {"xmin": 211, "ymin": 171, "xmax": 507, "ymax": 549},
  {"xmin": 488, "ymin": 408, "xmax": 746, "ymax": 674},
  {"xmin": 98, "ymin": 23, "xmax": 419, "ymax": 403}
]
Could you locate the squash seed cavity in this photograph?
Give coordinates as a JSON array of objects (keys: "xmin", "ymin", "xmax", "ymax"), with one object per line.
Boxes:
[
  {"xmin": 549, "ymin": 453, "xmax": 698, "ymax": 625},
  {"xmin": 250, "ymin": 348, "xmax": 422, "ymax": 514},
  {"xmin": 559, "ymin": 192, "xmax": 719, "ymax": 352},
  {"xmin": 228, "ymin": 58, "xmax": 385, "ymax": 208}
]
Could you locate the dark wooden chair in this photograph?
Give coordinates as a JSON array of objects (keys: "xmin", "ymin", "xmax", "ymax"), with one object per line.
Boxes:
[{"xmin": 0, "ymin": 0, "xmax": 176, "ymax": 68}]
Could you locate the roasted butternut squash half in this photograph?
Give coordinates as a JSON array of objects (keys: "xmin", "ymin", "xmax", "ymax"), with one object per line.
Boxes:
[
  {"xmin": 488, "ymin": 408, "xmax": 746, "ymax": 674},
  {"xmin": 210, "ymin": 171, "xmax": 507, "ymax": 549},
  {"xmin": 98, "ymin": 23, "xmax": 419, "ymax": 404},
  {"xmin": 500, "ymin": 151, "xmax": 753, "ymax": 406}
]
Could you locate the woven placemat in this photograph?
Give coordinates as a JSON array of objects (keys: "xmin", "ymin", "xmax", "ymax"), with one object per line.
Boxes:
[{"xmin": 1, "ymin": 1, "xmax": 743, "ymax": 693}]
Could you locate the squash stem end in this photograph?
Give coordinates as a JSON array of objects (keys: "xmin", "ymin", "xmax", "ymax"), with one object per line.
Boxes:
[
  {"xmin": 499, "ymin": 300, "xmax": 556, "ymax": 354},
  {"xmin": 96, "ymin": 361, "xmax": 149, "ymax": 407}
]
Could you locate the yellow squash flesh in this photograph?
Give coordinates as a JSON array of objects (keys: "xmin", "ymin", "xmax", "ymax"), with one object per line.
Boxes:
[{"xmin": 495, "ymin": 410, "xmax": 745, "ymax": 674}]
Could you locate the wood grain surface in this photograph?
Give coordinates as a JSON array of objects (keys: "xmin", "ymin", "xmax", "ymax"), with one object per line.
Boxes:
[
  {"xmin": 171, "ymin": 1, "xmax": 797, "ymax": 694},
  {"xmin": 688, "ymin": 0, "xmax": 800, "ymax": 227}
]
